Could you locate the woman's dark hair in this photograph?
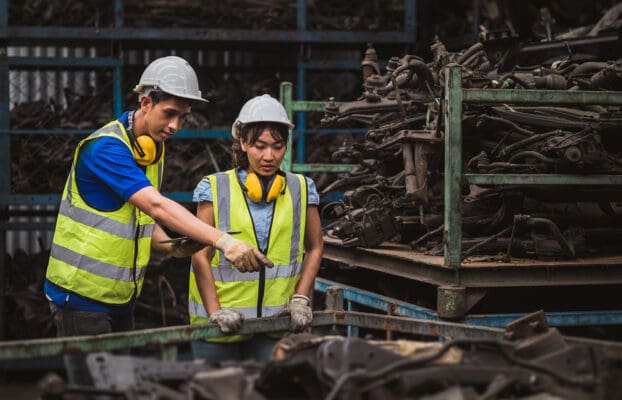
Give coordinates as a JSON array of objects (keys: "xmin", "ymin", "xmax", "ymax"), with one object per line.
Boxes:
[{"xmin": 232, "ymin": 122, "xmax": 290, "ymax": 169}]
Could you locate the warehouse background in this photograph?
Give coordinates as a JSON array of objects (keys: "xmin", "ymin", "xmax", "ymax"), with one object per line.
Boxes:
[{"xmin": 1, "ymin": 0, "xmax": 620, "ymax": 341}]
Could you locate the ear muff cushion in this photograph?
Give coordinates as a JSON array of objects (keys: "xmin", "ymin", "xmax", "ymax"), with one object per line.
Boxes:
[
  {"xmin": 245, "ymin": 173, "xmax": 264, "ymax": 203},
  {"xmin": 133, "ymin": 135, "xmax": 164, "ymax": 166},
  {"xmin": 265, "ymin": 174, "xmax": 285, "ymax": 203}
]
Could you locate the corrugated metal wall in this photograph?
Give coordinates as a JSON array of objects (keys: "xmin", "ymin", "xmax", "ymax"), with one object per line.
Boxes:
[
  {"xmin": 6, "ymin": 205, "xmax": 55, "ymax": 255},
  {"xmin": 8, "ymin": 46, "xmax": 97, "ymax": 106}
]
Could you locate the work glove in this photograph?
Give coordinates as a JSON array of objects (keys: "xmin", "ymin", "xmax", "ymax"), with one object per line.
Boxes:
[
  {"xmin": 209, "ymin": 309, "xmax": 244, "ymax": 333},
  {"xmin": 278, "ymin": 294, "xmax": 313, "ymax": 332},
  {"xmin": 214, "ymin": 233, "xmax": 273, "ymax": 272},
  {"xmin": 170, "ymin": 237, "xmax": 206, "ymax": 258}
]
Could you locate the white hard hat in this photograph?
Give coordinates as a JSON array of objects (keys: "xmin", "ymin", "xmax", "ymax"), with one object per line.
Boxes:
[
  {"xmin": 133, "ymin": 56, "xmax": 208, "ymax": 103},
  {"xmin": 231, "ymin": 94, "xmax": 294, "ymax": 138}
]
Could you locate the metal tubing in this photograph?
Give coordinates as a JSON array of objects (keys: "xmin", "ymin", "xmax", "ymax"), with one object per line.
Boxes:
[
  {"xmin": 291, "ymin": 163, "xmax": 356, "ymax": 173},
  {"xmin": 341, "ymin": 311, "xmax": 504, "ymax": 341},
  {"xmin": 0, "ymin": 314, "xmax": 332, "ymax": 361},
  {"xmin": 443, "ymin": 64, "xmax": 463, "ymax": 267},
  {"xmin": 5, "ymin": 27, "xmax": 415, "ymax": 44},
  {"xmin": 467, "ymin": 310, "xmax": 622, "ymax": 328},
  {"xmin": 316, "ymin": 278, "xmax": 622, "ymax": 329},
  {"xmin": 346, "ymin": 301, "xmax": 358, "ymax": 337},
  {"xmin": 114, "ymin": 0, "xmax": 123, "ymax": 28},
  {"xmin": 296, "ymin": 0, "xmax": 306, "ymax": 31},
  {"xmin": 315, "ymin": 277, "xmax": 438, "ymax": 321},
  {"xmin": 279, "ymin": 82, "xmax": 294, "ymax": 172},
  {"xmin": 6, "ymin": 57, "xmax": 121, "ymax": 68},
  {"xmin": 2, "ymin": 309, "xmax": 622, "ymax": 362},
  {"xmin": 463, "ymin": 88, "xmax": 622, "ymax": 105},
  {"xmin": 113, "ymin": 65, "xmax": 123, "ymax": 118},
  {"xmin": 404, "ymin": 0, "xmax": 416, "ymax": 36},
  {"xmin": 291, "ymin": 101, "xmax": 331, "ymax": 112},
  {"xmin": 467, "ymin": 174, "xmax": 622, "ymax": 186},
  {"xmin": 296, "ymin": 61, "xmax": 306, "ymax": 163},
  {"xmin": 0, "ymin": 0, "xmax": 8, "ymax": 339}
]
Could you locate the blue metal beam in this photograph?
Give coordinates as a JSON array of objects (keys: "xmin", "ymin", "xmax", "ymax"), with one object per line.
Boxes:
[
  {"xmin": 175, "ymin": 129, "xmax": 231, "ymax": 139},
  {"xmin": 0, "ymin": 0, "xmax": 7, "ymax": 340},
  {"xmin": 316, "ymin": 277, "xmax": 622, "ymax": 328},
  {"xmin": 296, "ymin": 0, "xmax": 306, "ymax": 31},
  {"xmin": 315, "ymin": 278, "xmax": 439, "ymax": 321},
  {"xmin": 466, "ymin": 310, "xmax": 622, "ymax": 328},
  {"xmin": 0, "ymin": 195, "xmax": 61, "ymax": 206},
  {"xmin": 6, "ymin": 57, "xmax": 121, "ymax": 68},
  {"xmin": 405, "ymin": 0, "xmax": 417, "ymax": 36},
  {"xmin": 0, "ymin": 129, "xmax": 233, "ymax": 138},
  {"xmin": 3, "ymin": 27, "xmax": 415, "ymax": 44}
]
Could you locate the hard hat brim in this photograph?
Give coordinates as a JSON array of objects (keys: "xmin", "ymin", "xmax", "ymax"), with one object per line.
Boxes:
[{"xmin": 133, "ymin": 84, "xmax": 209, "ymax": 103}]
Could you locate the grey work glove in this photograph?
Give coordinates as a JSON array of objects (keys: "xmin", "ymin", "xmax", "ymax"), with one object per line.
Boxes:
[
  {"xmin": 278, "ymin": 294, "xmax": 313, "ymax": 332},
  {"xmin": 214, "ymin": 233, "xmax": 274, "ymax": 272},
  {"xmin": 209, "ymin": 309, "xmax": 244, "ymax": 333}
]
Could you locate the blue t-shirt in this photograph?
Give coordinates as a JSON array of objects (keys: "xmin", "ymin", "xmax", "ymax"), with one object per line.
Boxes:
[
  {"xmin": 193, "ymin": 169, "xmax": 319, "ymax": 252},
  {"xmin": 45, "ymin": 111, "xmax": 151, "ymax": 313}
]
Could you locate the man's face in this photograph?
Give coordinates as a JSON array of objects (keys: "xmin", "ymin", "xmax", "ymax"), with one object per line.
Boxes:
[{"xmin": 142, "ymin": 97, "xmax": 191, "ymax": 142}]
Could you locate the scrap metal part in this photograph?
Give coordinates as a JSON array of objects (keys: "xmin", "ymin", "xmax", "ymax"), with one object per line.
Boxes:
[
  {"xmin": 37, "ymin": 312, "xmax": 622, "ymax": 400},
  {"xmin": 321, "ymin": 5, "xmax": 622, "ymax": 260}
]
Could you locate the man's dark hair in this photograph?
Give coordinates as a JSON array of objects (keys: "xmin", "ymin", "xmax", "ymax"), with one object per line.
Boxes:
[{"xmin": 148, "ymin": 90, "xmax": 195, "ymax": 108}]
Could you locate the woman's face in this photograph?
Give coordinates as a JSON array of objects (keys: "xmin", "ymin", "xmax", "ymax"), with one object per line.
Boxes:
[{"xmin": 241, "ymin": 128, "xmax": 287, "ymax": 177}]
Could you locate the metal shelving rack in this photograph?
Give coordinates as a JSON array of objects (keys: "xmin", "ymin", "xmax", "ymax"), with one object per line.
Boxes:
[
  {"xmin": 318, "ymin": 63, "xmax": 622, "ymax": 328},
  {"xmin": 443, "ymin": 64, "xmax": 622, "ymax": 267},
  {"xmin": 0, "ymin": 0, "xmax": 416, "ymax": 338}
]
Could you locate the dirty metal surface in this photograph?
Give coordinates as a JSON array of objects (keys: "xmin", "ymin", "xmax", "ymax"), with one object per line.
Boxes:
[{"xmin": 323, "ymin": 236, "xmax": 622, "ymax": 287}]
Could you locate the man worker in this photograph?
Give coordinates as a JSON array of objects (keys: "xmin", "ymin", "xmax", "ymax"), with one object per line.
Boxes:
[{"xmin": 44, "ymin": 56, "xmax": 272, "ymax": 385}]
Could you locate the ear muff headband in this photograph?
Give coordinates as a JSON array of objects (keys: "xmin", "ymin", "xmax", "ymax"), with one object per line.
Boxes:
[
  {"xmin": 132, "ymin": 135, "xmax": 165, "ymax": 166},
  {"xmin": 244, "ymin": 172, "xmax": 286, "ymax": 203}
]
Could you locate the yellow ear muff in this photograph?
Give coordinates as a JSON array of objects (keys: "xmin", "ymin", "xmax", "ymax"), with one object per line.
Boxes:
[
  {"xmin": 244, "ymin": 172, "xmax": 264, "ymax": 203},
  {"xmin": 133, "ymin": 135, "xmax": 165, "ymax": 166},
  {"xmin": 244, "ymin": 172, "xmax": 286, "ymax": 203},
  {"xmin": 265, "ymin": 174, "xmax": 285, "ymax": 203}
]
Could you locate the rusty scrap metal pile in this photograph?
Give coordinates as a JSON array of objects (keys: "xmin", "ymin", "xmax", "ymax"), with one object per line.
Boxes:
[
  {"xmin": 38, "ymin": 313, "xmax": 622, "ymax": 399},
  {"xmin": 321, "ymin": 12, "xmax": 622, "ymax": 261},
  {"xmin": 4, "ymin": 248, "xmax": 192, "ymax": 340}
]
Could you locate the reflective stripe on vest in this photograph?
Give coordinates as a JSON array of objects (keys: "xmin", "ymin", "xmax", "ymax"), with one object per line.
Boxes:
[
  {"xmin": 46, "ymin": 120, "xmax": 162, "ymax": 305},
  {"xmin": 188, "ymin": 169, "xmax": 307, "ymax": 340}
]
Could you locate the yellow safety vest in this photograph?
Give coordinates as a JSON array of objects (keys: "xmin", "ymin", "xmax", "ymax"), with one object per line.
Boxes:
[
  {"xmin": 188, "ymin": 169, "xmax": 307, "ymax": 342},
  {"xmin": 46, "ymin": 120, "xmax": 163, "ymax": 305}
]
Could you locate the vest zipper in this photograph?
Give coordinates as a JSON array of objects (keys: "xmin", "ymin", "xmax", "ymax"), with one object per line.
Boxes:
[
  {"xmin": 256, "ymin": 201, "xmax": 277, "ymax": 317},
  {"xmin": 235, "ymin": 171, "xmax": 279, "ymax": 318}
]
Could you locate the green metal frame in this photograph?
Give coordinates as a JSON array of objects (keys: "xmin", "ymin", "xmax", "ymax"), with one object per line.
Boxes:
[
  {"xmin": 2, "ymin": 297, "xmax": 621, "ymax": 364},
  {"xmin": 279, "ymin": 82, "xmax": 356, "ymax": 173},
  {"xmin": 0, "ymin": 311, "xmax": 504, "ymax": 363},
  {"xmin": 443, "ymin": 64, "xmax": 622, "ymax": 267}
]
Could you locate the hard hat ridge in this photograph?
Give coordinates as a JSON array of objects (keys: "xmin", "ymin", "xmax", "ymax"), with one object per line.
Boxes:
[{"xmin": 133, "ymin": 56, "xmax": 208, "ymax": 103}]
